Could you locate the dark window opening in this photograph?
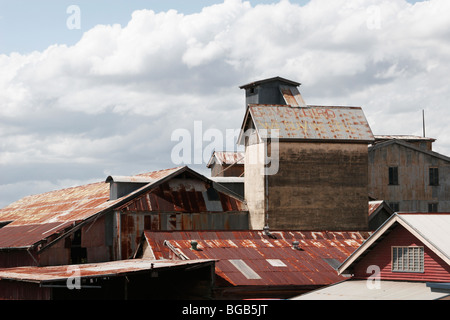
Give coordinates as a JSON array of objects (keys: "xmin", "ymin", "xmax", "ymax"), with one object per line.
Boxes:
[
  {"xmin": 389, "ymin": 167, "xmax": 398, "ymax": 185},
  {"xmin": 428, "ymin": 203, "xmax": 438, "ymax": 213},
  {"xmin": 206, "ymin": 187, "xmax": 220, "ymax": 201},
  {"xmin": 429, "ymin": 167, "xmax": 439, "ymax": 186},
  {"xmin": 70, "ymin": 229, "xmax": 87, "ymax": 264}
]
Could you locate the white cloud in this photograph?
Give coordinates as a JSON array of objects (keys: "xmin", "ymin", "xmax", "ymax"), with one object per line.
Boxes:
[{"xmin": 1, "ymin": 0, "xmax": 450, "ymax": 207}]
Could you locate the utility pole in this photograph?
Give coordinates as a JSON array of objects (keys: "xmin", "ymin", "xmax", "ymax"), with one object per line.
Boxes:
[{"xmin": 422, "ymin": 109, "xmax": 426, "ymax": 138}]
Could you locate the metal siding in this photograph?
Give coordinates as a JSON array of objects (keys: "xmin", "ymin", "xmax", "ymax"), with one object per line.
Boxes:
[{"xmin": 248, "ymin": 105, "xmax": 374, "ymax": 142}]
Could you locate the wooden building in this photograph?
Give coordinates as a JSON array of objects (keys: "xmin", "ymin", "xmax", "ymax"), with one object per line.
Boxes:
[
  {"xmin": 207, "ymin": 151, "xmax": 245, "ymax": 177},
  {"xmin": 0, "ymin": 166, "xmax": 248, "ymax": 268},
  {"xmin": 293, "ymin": 213, "xmax": 450, "ymax": 299},
  {"xmin": 237, "ymin": 77, "xmax": 374, "ymax": 230},
  {"xmin": 368, "ymin": 136, "xmax": 450, "ymax": 213}
]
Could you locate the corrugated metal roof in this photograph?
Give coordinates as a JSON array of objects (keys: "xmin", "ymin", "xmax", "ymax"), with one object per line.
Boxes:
[
  {"xmin": 0, "ymin": 258, "xmax": 215, "ymax": 283},
  {"xmin": 0, "ymin": 167, "xmax": 241, "ymax": 249},
  {"xmin": 0, "ymin": 167, "xmax": 185, "ymax": 227},
  {"xmin": 291, "ymin": 280, "xmax": 450, "ymax": 300},
  {"xmin": 240, "ymin": 105, "xmax": 374, "ymax": 142},
  {"xmin": 143, "ymin": 230, "xmax": 369, "ymax": 287}
]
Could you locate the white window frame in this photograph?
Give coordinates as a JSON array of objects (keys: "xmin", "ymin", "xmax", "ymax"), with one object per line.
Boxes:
[{"xmin": 392, "ymin": 246, "xmax": 424, "ymax": 273}]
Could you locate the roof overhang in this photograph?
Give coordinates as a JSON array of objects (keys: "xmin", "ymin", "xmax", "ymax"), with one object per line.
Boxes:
[{"xmin": 338, "ymin": 213, "xmax": 450, "ymax": 275}]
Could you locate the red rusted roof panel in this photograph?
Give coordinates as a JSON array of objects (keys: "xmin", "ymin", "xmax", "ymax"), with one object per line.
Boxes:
[
  {"xmin": 0, "ymin": 259, "xmax": 215, "ymax": 283},
  {"xmin": 144, "ymin": 230, "xmax": 369, "ymax": 287}
]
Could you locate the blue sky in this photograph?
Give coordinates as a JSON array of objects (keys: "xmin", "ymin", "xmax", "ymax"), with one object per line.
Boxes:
[{"xmin": 0, "ymin": 0, "xmax": 422, "ymax": 54}]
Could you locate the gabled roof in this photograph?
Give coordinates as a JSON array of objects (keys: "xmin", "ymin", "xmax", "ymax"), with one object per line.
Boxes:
[
  {"xmin": 206, "ymin": 151, "xmax": 245, "ymax": 168},
  {"xmin": 369, "ymin": 139, "xmax": 450, "ymax": 162},
  {"xmin": 368, "ymin": 200, "xmax": 394, "ymax": 220},
  {"xmin": 238, "ymin": 105, "xmax": 374, "ymax": 144},
  {"xmin": 338, "ymin": 213, "xmax": 450, "ymax": 275},
  {"xmin": 142, "ymin": 230, "xmax": 369, "ymax": 287},
  {"xmin": 0, "ymin": 166, "xmax": 246, "ymax": 251},
  {"xmin": 239, "ymin": 76, "xmax": 301, "ymax": 89}
]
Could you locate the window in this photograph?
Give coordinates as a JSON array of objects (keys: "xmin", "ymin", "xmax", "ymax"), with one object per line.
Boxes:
[
  {"xmin": 429, "ymin": 167, "xmax": 439, "ymax": 186},
  {"xmin": 389, "ymin": 167, "xmax": 398, "ymax": 185},
  {"xmin": 428, "ymin": 203, "xmax": 438, "ymax": 213},
  {"xmin": 392, "ymin": 246, "xmax": 424, "ymax": 273}
]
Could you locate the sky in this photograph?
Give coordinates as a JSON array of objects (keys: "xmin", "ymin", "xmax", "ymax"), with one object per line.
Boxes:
[{"xmin": 0, "ymin": 0, "xmax": 449, "ymax": 208}]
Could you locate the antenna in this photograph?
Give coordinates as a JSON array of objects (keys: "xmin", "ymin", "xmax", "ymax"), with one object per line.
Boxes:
[{"xmin": 422, "ymin": 109, "xmax": 426, "ymax": 138}]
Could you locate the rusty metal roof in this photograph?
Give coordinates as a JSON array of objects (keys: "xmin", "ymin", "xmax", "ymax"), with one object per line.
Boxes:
[
  {"xmin": 0, "ymin": 167, "xmax": 184, "ymax": 227},
  {"xmin": 239, "ymin": 105, "xmax": 374, "ymax": 143},
  {"xmin": 0, "ymin": 258, "xmax": 215, "ymax": 283},
  {"xmin": 0, "ymin": 166, "xmax": 247, "ymax": 250},
  {"xmin": 207, "ymin": 151, "xmax": 245, "ymax": 168},
  {"xmin": 143, "ymin": 230, "xmax": 369, "ymax": 287}
]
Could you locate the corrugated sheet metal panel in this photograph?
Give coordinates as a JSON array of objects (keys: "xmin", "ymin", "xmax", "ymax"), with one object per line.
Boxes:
[
  {"xmin": 0, "ymin": 258, "xmax": 215, "ymax": 283},
  {"xmin": 0, "ymin": 167, "xmax": 185, "ymax": 249},
  {"xmin": 118, "ymin": 179, "xmax": 247, "ymax": 213},
  {"xmin": 0, "ymin": 222, "xmax": 73, "ymax": 249},
  {"xmin": 0, "ymin": 182, "xmax": 112, "ymax": 226},
  {"xmin": 292, "ymin": 280, "xmax": 450, "ymax": 300},
  {"xmin": 248, "ymin": 105, "xmax": 374, "ymax": 141},
  {"xmin": 144, "ymin": 230, "xmax": 368, "ymax": 287}
]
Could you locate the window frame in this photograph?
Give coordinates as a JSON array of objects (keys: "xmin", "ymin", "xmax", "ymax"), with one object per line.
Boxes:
[
  {"xmin": 429, "ymin": 167, "xmax": 439, "ymax": 186},
  {"xmin": 391, "ymin": 246, "xmax": 424, "ymax": 273}
]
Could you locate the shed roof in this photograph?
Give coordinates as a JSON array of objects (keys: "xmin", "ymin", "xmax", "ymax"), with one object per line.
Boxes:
[
  {"xmin": 143, "ymin": 230, "xmax": 369, "ymax": 287},
  {"xmin": 291, "ymin": 280, "xmax": 450, "ymax": 300},
  {"xmin": 238, "ymin": 105, "xmax": 374, "ymax": 144},
  {"xmin": 0, "ymin": 258, "xmax": 215, "ymax": 284},
  {"xmin": 338, "ymin": 213, "xmax": 450, "ymax": 275}
]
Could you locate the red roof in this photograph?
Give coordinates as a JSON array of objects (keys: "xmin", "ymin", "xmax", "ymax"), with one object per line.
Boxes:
[
  {"xmin": 0, "ymin": 166, "xmax": 245, "ymax": 249},
  {"xmin": 143, "ymin": 230, "xmax": 369, "ymax": 287}
]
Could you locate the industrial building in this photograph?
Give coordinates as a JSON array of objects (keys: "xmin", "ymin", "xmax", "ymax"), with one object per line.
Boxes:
[
  {"xmin": 0, "ymin": 76, "xmax": 448, "ymax": 300},
  {"xmin": 368, "ymin": 135, "xmax": 450, "ymax": 213},
  {"xmin": 237, "ymin": 77, "xmax": 374, "ymax": 230}
]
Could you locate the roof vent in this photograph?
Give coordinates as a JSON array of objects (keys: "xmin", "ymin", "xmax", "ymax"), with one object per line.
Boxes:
[
  {"xmin": 190, "ymin": 240, "xmax": 199, "ymax": 251},
  {"xmin": 292, "ymin": 241, "xmax": 303, "ymax": 251},
  {"xmin": 263, "ymin": 226, "xmax": 277, "ymax": 239}
]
